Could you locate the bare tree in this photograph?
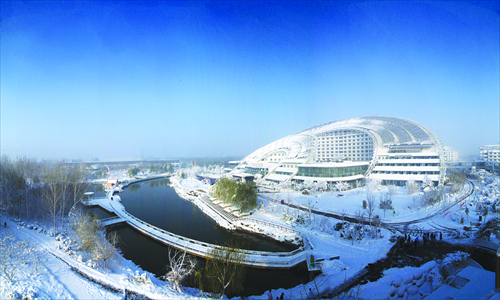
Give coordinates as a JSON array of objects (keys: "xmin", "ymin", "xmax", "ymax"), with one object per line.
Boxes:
[
  {"xmin": 0, "ymin": 234, "xmax": 33, "ymax": 281},
  {"xmin": 58, "ymin": 166, "xmax": 71, "ymax": 230},
  {"xmin": 42, "ymin": 162, "xmax": 64, "ymax": 233},
  {"xmin": 366, "ymin": 193, "xmax": 376, "ymax": 227},
  {"xmin": 71, "ymin": 209, "xmax": 101, "ymax": 252},
  {"xmin": 354, "ymin": 209, "xmax": 366, "ymax": 244},
  {"xmin": 204, "ymin": 240, "xmax": 247, "ymax": 298},
  {"xmin": 165, "ymin": 248, "xmax": 197, "ymax": 292},
  {"xmin": 306, "ymin": 198, "xmax": 315, "ymax": 225},
  {"xmin": 286, "ymin": 192, "xmax": 292, "ymax": 215},
  {"xmin": 29, "ymin": 247, "xmax": 48, "ymax": 275},
  {"xmin": 69, "ymin": 164, "xmax": 89, "ymax": 205},
  {"xmin": 388, "ymin": 185, "xmax": 398, "ymax": 198},
  {"xmin": 0, "ymin": 155, "xmax": 24, "ymax": 214},
  {"xmin": 94, "ymin": 231, "xmax": 119, "ymax": 269},
  {"xmin": 16, "ymin": 156, "xmax": 37, "ymax": 221},
  {"xmin": 373, "ymin": 215, "xmax": 381, "ymax": 239},
  {"xmin": 0, "ymin": 233, "xmax": 16, "ymax": 280},
  {"xmin": 379, "ymin": 193, "xmax": 393, "ymax": 218}
]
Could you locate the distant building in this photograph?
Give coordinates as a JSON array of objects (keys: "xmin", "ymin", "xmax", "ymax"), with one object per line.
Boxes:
[
  {"xmin": 480, "ymin": 145, "xmax": 500, "ymax": 162},
  {"xmin": 443, "ymin": 146, "xmax": 459, "ymax": 163},
  {"xmin": 106, "ymin": 178, "xmax": 119, "ymax": 188},
  {"xmin": 233, "ymin": 116, "xmax": 446, "ymax": 187}
]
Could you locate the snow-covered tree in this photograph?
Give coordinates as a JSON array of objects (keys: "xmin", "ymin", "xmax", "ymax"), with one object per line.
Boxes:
[
  {"xmin": 94, "ymin": 231, "xmax": 119, "ymax": 269},
  {"xmin": 366, "ymin": 178, "xmax": 381, "ymax": 192},
  {"xmin": 335, "ymin": 181, "xmax": 350, "ymax": 192},
  {"xmin": 71, "ymin": 209, "xmax": 101, "ymax": 252},
  {"xmin": 406, "ymin": 180, "xmax": 420, "ymax": 195},
  {"xmin": 0, "ymin": 233, "xmax": 34, "ymax": 281},
  {"xmin": 387, "ymin": 185, "xmax": 398, "ymax": 198},
  {"xmin": 316, "ymin": 181, "xmax": 327, "ymax": 193},
  {"xmin": 422, "ymin": 175, "xmax": 433, "ymax": 190},
  {"xmin": 303, "ymin": 180, "xmax": 314, "ymax": 191},
  {"xmin": 165, "ymin": 248, "xmax": 197, "ymax": 292}
]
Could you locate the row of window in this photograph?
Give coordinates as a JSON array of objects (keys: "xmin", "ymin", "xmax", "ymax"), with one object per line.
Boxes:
[
  {"xmin": 378, "ymin": 156, "xmax": 439, "ymax": 160},
  {"xmin": 297, "ymin": 165, "xmax": 368, "ymax": 178},
  {"xmin": 319, "ymin": 146, "xmax": 371, "ymax": 150},
  {"xmin": 373, "ymin": 171, "xmax": 439, "ymax": 175},
  {"xmin": 315, "ymin": 131, "xmax": 374, "ymax": 162},
  {"xmin": 377, "ymin": 163, "xmax": 439, "ymax": 167},
  {"xmin": 316, "ymin": 148, "xmax": 373, "ymax": 154},
  {"xmin": 318, "ymin": 157, "xmax": 369, "ymax": 162}
]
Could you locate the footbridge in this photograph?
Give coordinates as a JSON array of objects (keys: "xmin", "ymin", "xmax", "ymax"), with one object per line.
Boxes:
[{"xmin": 82, "ymin": 192, "xmax": 308, "ymax": 269}]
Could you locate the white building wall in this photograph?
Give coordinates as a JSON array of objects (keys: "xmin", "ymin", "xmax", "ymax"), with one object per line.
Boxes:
[
  {"xmin": 480, "ymin": 145, "xmax": 500, "ymax": 162},
  {"xmin": 315, "ymin": 129, "xmax": 373, "ymax": 162},
  {"xmin": 443, "ymin": 146, "xmax": 459, "ymax": 162}
]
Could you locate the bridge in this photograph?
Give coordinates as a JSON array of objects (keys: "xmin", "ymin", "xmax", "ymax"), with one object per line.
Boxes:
[{"xmin": 82, "ymin": 191, "xmax": 309, "ymax": 269}]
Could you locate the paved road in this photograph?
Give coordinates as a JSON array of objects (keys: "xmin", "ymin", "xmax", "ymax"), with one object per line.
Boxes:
[{"xmin": 259, "ymin": 181, "xmax": 475, "ymax": 234}]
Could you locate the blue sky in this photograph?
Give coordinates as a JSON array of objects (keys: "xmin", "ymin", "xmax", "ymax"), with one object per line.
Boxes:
[{"xmin": 1, "ymin": 1, "xmax": 499, "ymax": 160}]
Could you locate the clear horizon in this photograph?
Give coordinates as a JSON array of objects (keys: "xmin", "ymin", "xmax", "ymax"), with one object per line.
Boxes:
[{"xmin": 2, "ymin": 1, "xmax": 499, "ymax": 161}]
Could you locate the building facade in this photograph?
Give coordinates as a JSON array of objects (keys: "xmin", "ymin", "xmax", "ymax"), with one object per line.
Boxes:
[
  {"xmin": 480, "ymin": 145, "xmax": 500, "ymax": 162},
  {"xmin": 442, "ymin": 146, "xmax": 459, "ymax": 163},
  {"xmin": 233, "ymin": 116, "xmax": 446, "ymax": 187}
]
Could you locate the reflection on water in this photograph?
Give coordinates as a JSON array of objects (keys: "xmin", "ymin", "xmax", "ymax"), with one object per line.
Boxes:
[
  {"xmin": 109, "ymin": 224, "xmax": 311, "ymax": 297},
  {"xmin": 84, "ymin": 179, "xmax": 311, "ymax": 297},
  {"xmin": 118, "ymin": 179, "xmax": 296, "ymax": 252},
  {"xmin": 128, "ymin": 184, "xmax": 141, "ymax": 192}
]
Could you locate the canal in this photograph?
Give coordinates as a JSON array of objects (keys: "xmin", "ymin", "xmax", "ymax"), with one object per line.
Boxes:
[{"xmin": 85, "ymin": 179, "xmax": 311, "ymax": 297}]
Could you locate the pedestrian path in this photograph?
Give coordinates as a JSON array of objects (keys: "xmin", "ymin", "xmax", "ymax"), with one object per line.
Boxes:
[{"xmin": 82, "ymin": 194, "xmax": 308, "ymax": 269}]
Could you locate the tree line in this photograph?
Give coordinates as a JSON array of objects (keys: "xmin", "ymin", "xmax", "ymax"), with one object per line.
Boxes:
[{"xmin": 0, "ymin": 155, "xmax": 90, "ymax": 233}]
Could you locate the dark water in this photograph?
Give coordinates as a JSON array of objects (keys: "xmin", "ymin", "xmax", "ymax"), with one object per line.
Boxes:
[
  {"xmin": 112, "ymin": 224, "xmax": 311, "ymax": 297},
  {"xmin": 87, "ymin": 178, "xmax": 310, "ymax": 297},
  {"xmin": 118, "ymin": 179, "xmax": 296, "ymax": 252}
]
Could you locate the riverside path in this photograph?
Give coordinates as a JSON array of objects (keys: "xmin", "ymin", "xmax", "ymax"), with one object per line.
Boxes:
[{"xmin": 82, "ymin": 190, "xmax": 308, "ymax": 269}]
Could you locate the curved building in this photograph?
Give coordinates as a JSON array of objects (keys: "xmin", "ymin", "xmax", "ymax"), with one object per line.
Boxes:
[{"xmin": 232, "ymin": 116, "xmax": 446, "ymax": 187}]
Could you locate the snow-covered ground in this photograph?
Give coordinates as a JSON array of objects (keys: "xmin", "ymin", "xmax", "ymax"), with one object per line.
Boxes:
[
  {"xmin": 0, "ymin": 215, "xmax": 211, "ymax": 299},
  {"xmin": 2, "ymin": 171, "xmax": 499, "ymax": 299},
  {"xmin": 171, "ymin": 175, "xmax": 499, "ymax": 299}
]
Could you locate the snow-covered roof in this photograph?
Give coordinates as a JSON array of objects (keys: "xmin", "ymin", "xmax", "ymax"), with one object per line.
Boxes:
[
  {"xmin": 265, "ymin": 174, "xmax": 292, "ymax": 182},
  {"xmin": 241, "ymin": 116, "xmax": 443, "ymax": 165}
]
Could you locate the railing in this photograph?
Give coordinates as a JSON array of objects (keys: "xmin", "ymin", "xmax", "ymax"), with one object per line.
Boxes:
[
  {"xmin": 98, "ymin": 195, "xmax": 306, "ymax": 268},
  {"xmin": 120, "ymin": 174, "xmax": 171, "ymax": 188},
  {"xmin": 100, "ymin": 216, "xmax": 125, "ymax": 226},
  {"xmin": 242, "ymin": 218, "xmax": 302, "ymax": 235}
]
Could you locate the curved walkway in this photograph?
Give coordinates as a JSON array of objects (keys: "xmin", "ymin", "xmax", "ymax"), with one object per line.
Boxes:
[
  {"xmin": 82, "ymin": 191, "xmax": 307, "ymax": 269},
  {"xmin": 260, "ymin": 181, "xmax": 475, "ymax": 234}
]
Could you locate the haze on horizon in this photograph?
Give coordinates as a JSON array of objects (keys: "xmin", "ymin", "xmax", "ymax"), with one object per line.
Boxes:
[{"xmin": 1, "ymin": 1, "xmax": 499, "ymax": 161}]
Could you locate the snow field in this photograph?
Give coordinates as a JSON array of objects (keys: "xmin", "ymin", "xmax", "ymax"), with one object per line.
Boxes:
[
  {"xmin": 4, "ymin": 170, "xmax": 496, "ymax": 300},
  {"xmin": 349, "ymin": 261, "xmax": 440, "ymax": 299},
  {"xmin": 0, "ymin": 215, "xmax": 211, "ymax": 300}
]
